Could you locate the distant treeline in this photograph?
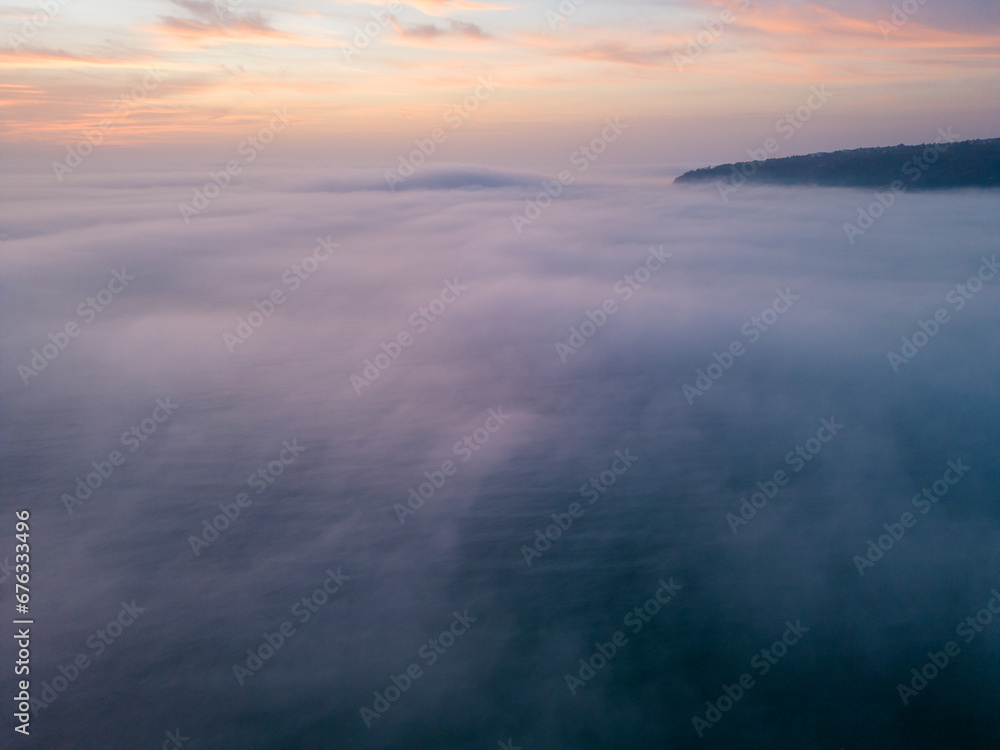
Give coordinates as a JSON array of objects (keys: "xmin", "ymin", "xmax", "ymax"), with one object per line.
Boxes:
[{"xmin": 675, "ymin": 137, "xmax": 1000, "ymax": 190}]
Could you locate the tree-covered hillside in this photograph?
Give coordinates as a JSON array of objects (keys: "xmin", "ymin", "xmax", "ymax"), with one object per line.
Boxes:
[{"xmin": 675, "ymin": 138, "xmax": 1000, "ymax": 190}]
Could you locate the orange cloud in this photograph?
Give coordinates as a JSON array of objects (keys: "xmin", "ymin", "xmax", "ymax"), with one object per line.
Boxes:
[{"xmin": 0, "ymin": 48, "xmax": 162, "ymax": 70}]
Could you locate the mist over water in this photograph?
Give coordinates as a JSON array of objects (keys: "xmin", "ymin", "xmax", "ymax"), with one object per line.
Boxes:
[{"xmin": 1, "ymin": 165, "xmax": 998, "ymax": 749}]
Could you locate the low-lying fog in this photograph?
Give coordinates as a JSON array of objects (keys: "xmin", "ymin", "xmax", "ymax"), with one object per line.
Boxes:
[{"xmin": 1, "ymin": 163, "xmax": 997, "ymax": 749}]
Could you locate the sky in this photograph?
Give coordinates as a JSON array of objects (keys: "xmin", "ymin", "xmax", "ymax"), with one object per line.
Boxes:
[{"xmin": 2, "ymin": 0, "xmax": 998, "ymax": 168}]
